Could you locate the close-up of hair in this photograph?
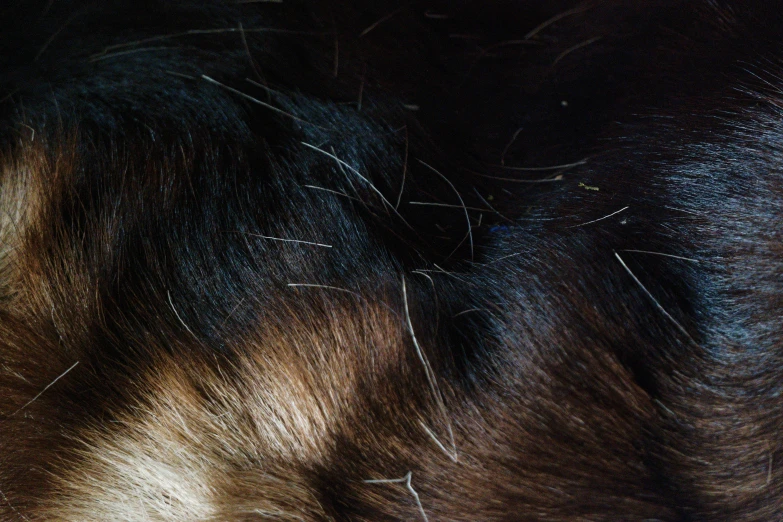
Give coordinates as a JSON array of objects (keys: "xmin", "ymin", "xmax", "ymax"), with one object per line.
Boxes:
[{"xmin": 0, "ymin": 0, "xmax": 782, "ymax": 520}]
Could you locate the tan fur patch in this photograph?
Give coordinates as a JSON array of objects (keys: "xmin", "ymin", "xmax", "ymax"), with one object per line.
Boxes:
[
  {"xmin": 0, "ymin": 140, "xmax": 48, "ymax": 299},
  {"xmin": 41, "ymin": 299, "xmax": 404, "ymax": 521}
]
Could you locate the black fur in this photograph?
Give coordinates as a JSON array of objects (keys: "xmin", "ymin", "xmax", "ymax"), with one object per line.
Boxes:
[{"xmin": 1, "ymin": 1, "xmax": 783, "ymax": 520}]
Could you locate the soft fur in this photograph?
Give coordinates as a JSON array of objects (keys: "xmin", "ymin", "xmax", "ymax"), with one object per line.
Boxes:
[{"xmin": 1, "ymin": 0, "xmax": 782, "ymax": 520}]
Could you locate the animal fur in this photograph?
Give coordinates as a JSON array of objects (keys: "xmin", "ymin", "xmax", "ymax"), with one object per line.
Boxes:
[{"xmin": 1, "ymin": 0, "xmax": 782, "ymax": 519}]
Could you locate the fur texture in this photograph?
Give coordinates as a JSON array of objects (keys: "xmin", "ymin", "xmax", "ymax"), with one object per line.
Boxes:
[{"xmin": 1, "ymin": 0, "xmax": 783, "ymax": 520}]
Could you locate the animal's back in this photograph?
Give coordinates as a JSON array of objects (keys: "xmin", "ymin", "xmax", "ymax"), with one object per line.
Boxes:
[{"xmin": 1, "ymin": 1, "xmax": 782, "ymax": 520}]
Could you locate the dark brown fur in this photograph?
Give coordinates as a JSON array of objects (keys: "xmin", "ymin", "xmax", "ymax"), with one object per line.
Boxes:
[{"xmin": 1, "ymin": 1, "xmax": 783, "ymax": 520}]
